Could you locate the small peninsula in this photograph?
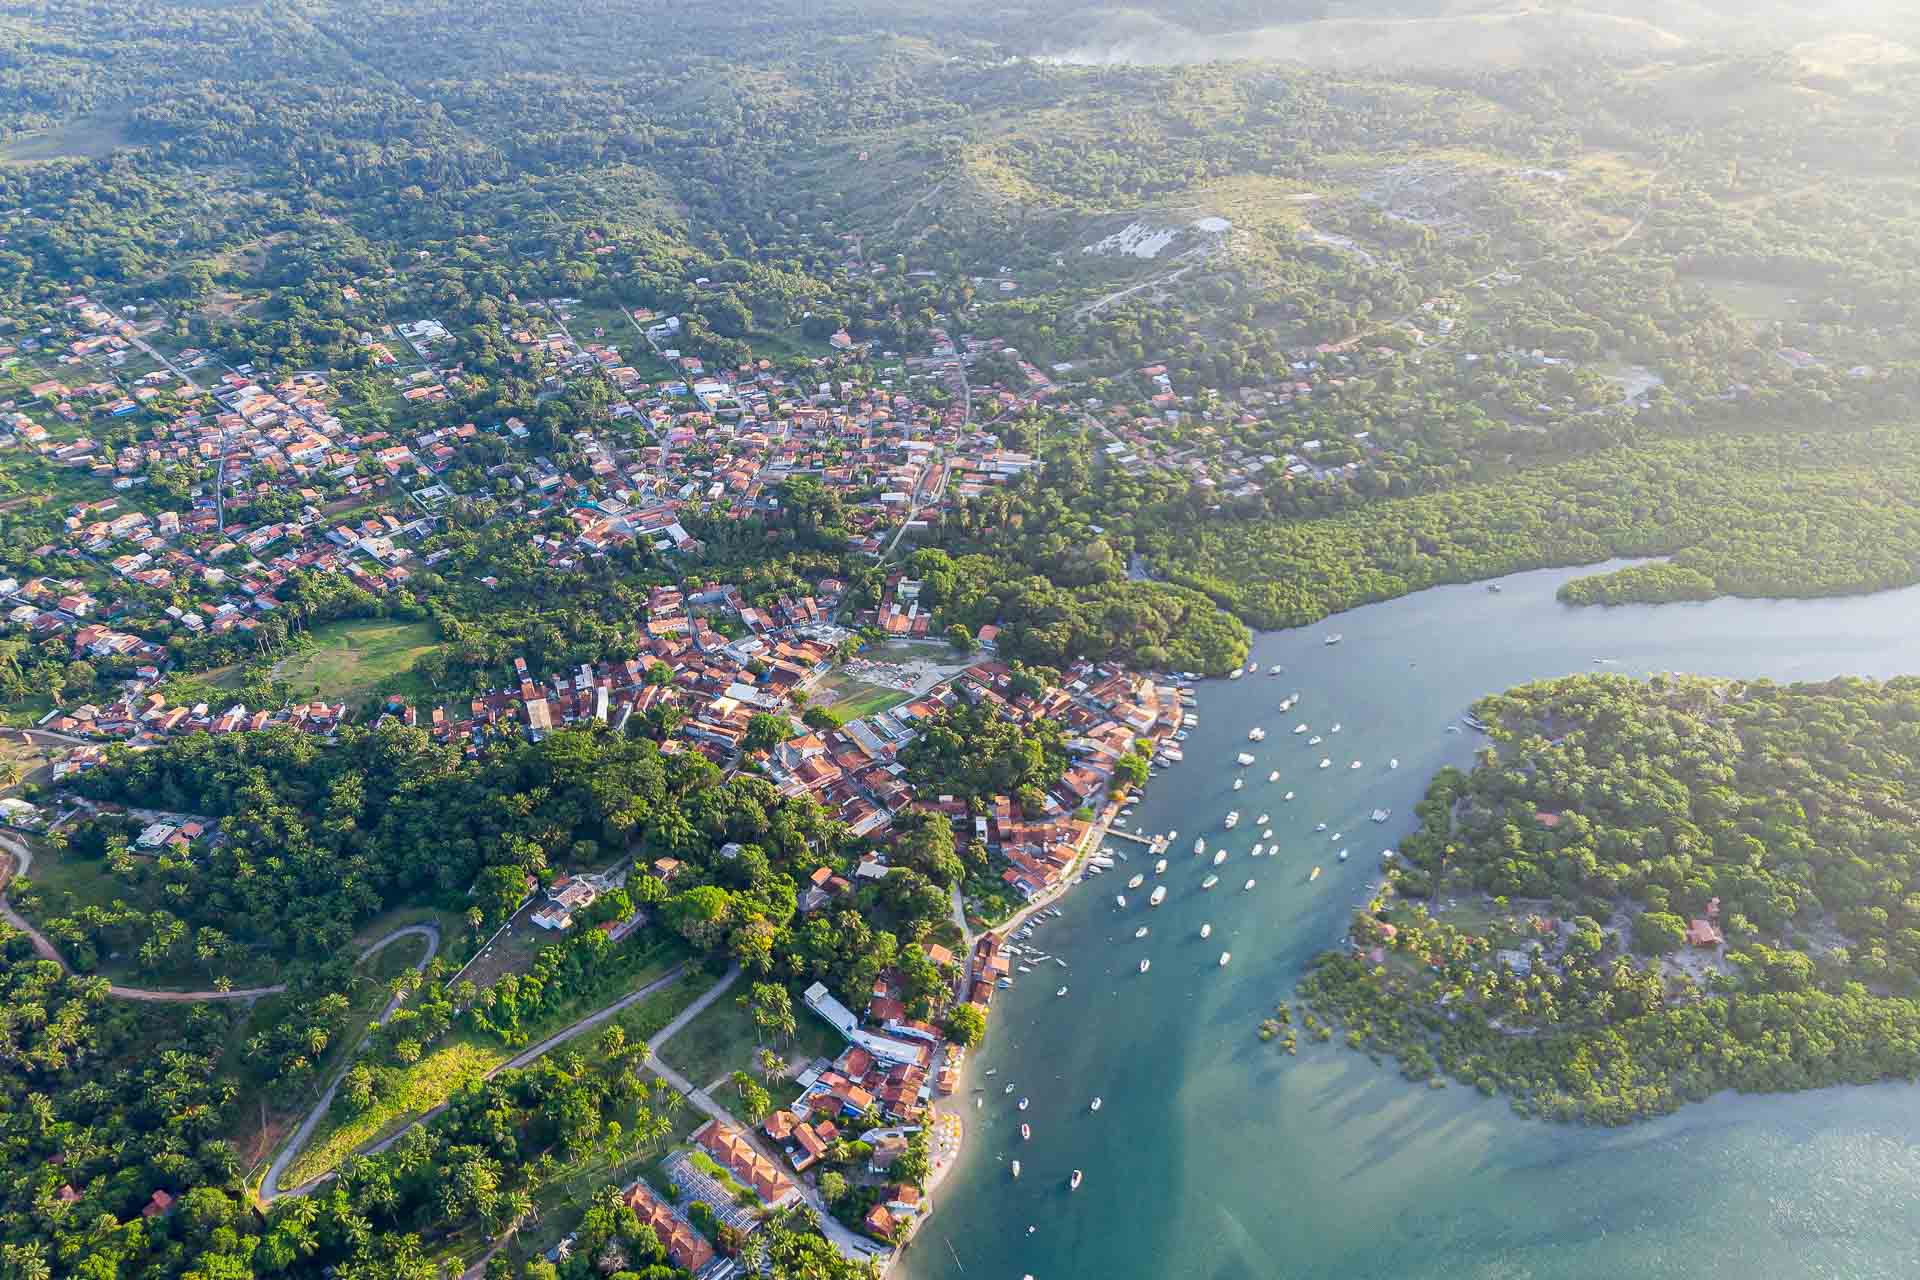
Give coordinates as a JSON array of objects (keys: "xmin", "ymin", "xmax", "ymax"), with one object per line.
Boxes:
[{"xmin": 1301, "ymin": 673, "xmax": 1920, "ymax": 1124}]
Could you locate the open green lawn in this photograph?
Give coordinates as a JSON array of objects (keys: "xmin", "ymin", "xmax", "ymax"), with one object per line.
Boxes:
[
  {"xmin": 275, "ymin": 618, "xmax": 441, "ymax": 705},
  {"xmin": 657, "ymin": 984, "xmax": 846, "ymax": 1092},
  {"xmin": 816, "ymin": 674, "xmax": 910, "ymax": 721},
  {"xmin": 0, "ymin": 114, "xmax": 132, "ymax": 166}
]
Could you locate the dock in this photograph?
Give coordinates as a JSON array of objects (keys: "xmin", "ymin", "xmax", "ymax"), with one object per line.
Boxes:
[{"xmin": 1105, "ymin": 829, "xmax": 1167, "ymax": 854}]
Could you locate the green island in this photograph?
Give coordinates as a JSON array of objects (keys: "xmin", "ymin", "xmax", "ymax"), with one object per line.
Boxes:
[{"xmin": 1299, "ymin": 674, "xmax": 1920, "ymax": 1124}]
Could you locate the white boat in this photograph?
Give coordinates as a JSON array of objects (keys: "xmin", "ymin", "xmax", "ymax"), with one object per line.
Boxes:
[
  {"xmin": 1371, "ymin": 808, "xmax": 1391, "ymax": 823},
  {"xmin": 986, "ymin": 1068, "xmax": 998, "ymax": 1076},
  {"xmin": 1309, "ymin": 735, "xmax": 1323, "ymax": 746},
  {"xmin": 1310, "ymin": 866, "xmax": 1322, "ymax": 881},
  {"xmin": 1316, "ymin": 822, "xmax": 1328, "ymax": 832},
  {"xmin": 1012, "ymin": 1160, "xmax": 1022, "ymax": 1178},
  {"xmin": 1390, "ymin": 758, "xmax": 1400, "ymax": 770},
  {"xmin": 1167, "ymin": 830, "xmax": 1179, "ymax": 842},
  {"xmin": 1331, "ymin": 832, "xmax": 1342, "ymax": 842},
  {"xmin": 1154, "ymin": 858, "xmax": 1168, "ymax": 874},
  {"xmin": 1194, "ymin": 836, "xmax": 1207, "ymax": 855},
  {"xmin": 1248, "ymin": 727, "xmax": 1267, "ymax": 742},
  {"xmin": 1324, "ymin": 634, "xmax": 1343, "ymax": 645},
  {"xmin": 1090, "ymin": 1097, "xmax": 1102, "ymax": 1112},
  {"xmin": 1219, "ymin": 952, "xmax": 1232, "ymax": 967},
  {"xmin": 1071, "ymin": 1169, "xmax": 1084, "ymax": 1190},
  {"xmin": 1229, "ymin": 668, "xmax": 1244, "ymax": 680},
  {"xmin": 1251, "ymin": 843, "xmax": 1264, "ymax": 857},
  {"xmin": 1211, "ymin": 849, "xmax": 1227, "ymax": 866},
  {"xmin": 1350, "ymin": 760, "xmax": 1362, "ymax": 770},
  {"xmin": 976, "ymin": 1096, "xmax": 983, "ymax": 1109},
  {"xmin": 1284, "ymin": 791, "xmax": 1295, "ymax": 801},
  {"xmin": 1056, "ymin": 987, "xmax": 1068, "ymax": 997},
  {"xmin": 1149, "ymin": 885, "xmax": 1167, "ymax": 907},
  {"xmin": 1233, "ymin": 778, "xmax": 1244, "ymax": 791},
  {"xmin": 1292, "ymin": 724, "xmax": 1309, "ymax": 735},
  {"xmin": 1236, "ymin": 752, "xmax": 1256, "ymax": 767},
  {"xmin": 1331, "ymin": 722, "xmax": 1342, "ymax": 733},
  {"xmin": 1339, "ymin": 849, "xmax": 1350, "ymax": 861},
  {"xmin": 1134, "ymin": 925, "xmax": 1149, "ymax": 938},
  {"xmin": 1242, "ymin": 879, "xmax": 1256, "ymax": 891},
  {"xmin": 1200, "ymin": 923, "xmax": 1212, "ymax": 939},
  {"xmin": 1319, "ymin": 758, "xmax": 1331, "ymax": 769},
  {"xmin": 1018, "ymin": 1097, "xmax": 1029, "ymax": 1111},
  {"xmin": 1247, "ymin": 662, "xmax": 1259, "ymax": 674},
  {"xmin": 1263, "ymin": 829, "xmax": 1274, "ymax": 839},
  {"xmin": 1005, "ymin": 1083, "xmax": 1016, "ymax": 1094},
  {"xmin": 1256, "ymin": 813, "xmax": 1269, "ymax": 825},
  {"xmin": 1268, "ymin": 771, "xmax": 1280, "ymax": 782},
  {"xmin": 1269, "ymin": 664, "xmax": 1284, "ymax": 674},
  {"xmin": 1127, "ymin": 873, "xmax": 1145, "ymax": 889},
  {"xmin": 1223, "ymin": 811, "xmax": 1240, "ymax": 829},
  {"xmin": 1022, "ymin": 1123, "xmax": 1032, "ymax": 1140},
  {"xmin": 1138, "ymin": 958, "xmax": 1151, "ymax": 973},
  {"xmin": 1202, "ymin": 874, "xmax": 1219, "ymax": 889},
  {"xmin": 1115, "ymin": 894, "xmax": 1127, "ymax": 908}
]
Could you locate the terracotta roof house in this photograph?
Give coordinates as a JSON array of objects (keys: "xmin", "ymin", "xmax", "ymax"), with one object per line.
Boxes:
[
  {"xmin": 1685, "ymin": 918, "xmax": 1724, "ymax": 948},
  {"xmin": 864, "ymin": 1203, "xmax": 896, "ymax": 1240},
  {"xmin": 141, "ymin": 1189, "xmax": 176, "ymax": 1219},
  {"xmin": 693, "ymin": 1118, "xmax": 797, "ymax": 1206},
  {"xmin": 619, "ymin": 1181, "xmax": 714, "ymax": 1273}
]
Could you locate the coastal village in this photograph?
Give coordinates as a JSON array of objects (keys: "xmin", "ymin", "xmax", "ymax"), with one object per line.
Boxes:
[{"xmin": 0, "ymin": 290, "xmax": 1206, "ymax": 1276}]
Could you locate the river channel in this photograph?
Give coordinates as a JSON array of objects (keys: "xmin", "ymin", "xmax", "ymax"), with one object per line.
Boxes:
[{"xmin": 903, "ymin": 559, "xmax": 1920, "ymax": 1280}]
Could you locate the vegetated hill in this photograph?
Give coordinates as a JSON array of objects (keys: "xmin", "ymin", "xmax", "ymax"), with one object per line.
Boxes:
[{"xmin": 1026, "ymin": 0, "xmax": 1920, "ymax": 70}]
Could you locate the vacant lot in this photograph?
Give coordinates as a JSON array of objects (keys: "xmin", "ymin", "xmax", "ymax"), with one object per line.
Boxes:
[
  {"xmin": 815, "ymin": 674, "xmax": 910, "ymax": 721},
  {"xmin": 275, "ymin": 618, "xmax": 440, "ymax": 705},
  {"xmin": 656, "ymin": 985, "xmax": 845, "ymax": 1092}
]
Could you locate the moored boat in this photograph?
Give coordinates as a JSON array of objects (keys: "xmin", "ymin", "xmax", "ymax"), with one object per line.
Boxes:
[
  {"xmin": 1022, "ymin": 1123, "xmax": 1031, "ymax": 1140},
  {"xmin": 1149, "ymin": 885, "xmax": 1167, "ymax": 906},
  {"xmin": 1012, "ymin": 1160, "xmax": 1022, "ymax": 1178},
  {"xmin": 1211, "ymin": 849, "xmax": 1227, "ymax": 866},
  {"xmin": 1219, "ymin": 952, "xmax": 1232, "ymax": 967},
  {"xmin": 1138, "ymin": 958, "xmax": 1151, "ymax": 973},
  {"xmin": 1090, "ymin": 1096, "xmax": 1103, "ymax": 1112},
  {"xmin": 1202, "ymin": 874, "xmax": 1219, "ymax": 889},
  {"xmin": 1236, "ymin": 752, "xmax": 1256, "ymax": 767},
  {"xmin": 1242, "ymin": 878, "xmax": 1256, "ymax": 891},
  {"xmin": 1200, "ymin": 922, "xmax": 1212, "ymax": 938},
  {"xmin": 1071, "ymin": 1169, "xmax": 1084, "ymax": 1190},
  {"xmin": 1310, "ymin": 866, "xmax": 1322, "ymax": 881}
]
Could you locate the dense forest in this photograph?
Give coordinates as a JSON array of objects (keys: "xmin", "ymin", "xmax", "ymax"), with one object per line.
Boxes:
[{"xmin": 1301, "ymin": 674, "xmax": 1920, "ymax": 1123}]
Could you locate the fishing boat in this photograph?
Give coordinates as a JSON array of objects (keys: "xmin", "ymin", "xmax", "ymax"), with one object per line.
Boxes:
[
  {"xmin": 1293, "ymin": 724, "xmax": 1309, "ymax": 735},
  {"xmin": 1310, "ymin": 866, "xmax": 1322, "ymax": 881},
  {"xmin": 1219, "ymin": 952, "xmax": 1232, "ymax": 967},
  {"xmin": 1115, "ymin": 894, "xmax": 1127, "ymax": 909},
  {"xmin": 1236, "ymin": 752, "xmax": 1256, "ymax": 767},
  {"xmin": 1308, "ymin": 735, "xmax": 1323, "ymax": 746},
  {"xmin": 1012, "ymin": 1160, "xmax": 1022, "ymax": 1179},
  {"xmin": 1134, "ymin": 925, "xmax": 1149, "ymax": 939},
  {"xmin": 1390, "ymin": 758, "xmax": 1400, "ymax": 770},
  {"xmin": 1149, "ymin": 885, "xmax": 1167, "ymax": 907},
  {"xmin": 1256, "ymin": 813, "xmax": 1269, "ymax": 825},
  {"xmin": 1200, "ymin": 922, "xmax": 1212, "ymax": 939},
  {"xmin": 1371, "ymin": 808, "xmax": 1391, "ymax": 823},
  {"xmin": 1319, "ymin": 758, "xmax": 1331, "ymax": 769},
  {"xmin": 1071, "ymin": 1169, "xmax": 1084, "ymax": 1190},
  {"xmin": 1005, "ymin": 1083, "xmax": 1016, "ymax": 1094},
  {"xmin": 1194, "ymin": 836, "xmax": 1207, "ymax": 855},
  {"xmin": 1268, "ymin": 771, "xmax": 1281, "ymax": 783},
  {"xmin": 1284, "ymin": 791, "xmax": 1295, "ymax": 801},
  {"xmin": 1056, "ymin": 987, "xmax": 1068, "ymax": 997},
  {"xmin": 1138, "ymin": 958, "xmax": 1151, "ymax": 973},
  {"xmin": 1090, "ymin": 1097, "xmax": 1103, "ymax": 1112},
  {"xmin": 1350, "ymin": 760, "xmax": 1362, "ymax": 770},
  {"xmin": 1339, "ymin": 849, "xmax": 1350, "ymax": 861},
  {"xmin": 1248, "ymin": 727, "xmax": 1267, "ymax": 742},
  {"xmin": 1018, "ymin": 1097, "xmax": 1030, "ymax": 1111},
  {"xmin": 1232, "ymin": 778, "xmax": 1244, "ymax": 791},
  {"xmin": 1022, "ymin": 1123, "xmax": 1031, "ymax": 1140},
  {"xmin": 1154, "ymin": 858, "xmax": 1168, "ymax": 874},
  {"xmin": 1331, "ymin": 722, "xmax": 1342, "ymax": 733},
  {"xmin": 1211, "ymin": 849, "xmax": 1227, "ymax": 866},
  {"xmin": 1242, "ymin": 878, "xmax": 1256, "ymax": 891},
  {"xmin": 1202, "ymin": 874, "xmax": 1219, "ymax": 889},
  {"xmin": 1223, "ymin": 811, "xmax": 1240, "ymax": 829},
  {"xmin": 1324, "ymin": 634, "xmax": 1343, "ymax": 645}
]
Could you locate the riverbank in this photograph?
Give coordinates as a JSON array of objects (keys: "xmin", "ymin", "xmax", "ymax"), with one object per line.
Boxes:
[{"xmin": 905, "ymin": 562, "xmax": 1920, "ymax": 1280}]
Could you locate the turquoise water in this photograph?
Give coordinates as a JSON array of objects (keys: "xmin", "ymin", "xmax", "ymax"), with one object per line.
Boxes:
[{"xmin": 903, "ymin": 562, "xmax": 1920, "ymax": 1280}]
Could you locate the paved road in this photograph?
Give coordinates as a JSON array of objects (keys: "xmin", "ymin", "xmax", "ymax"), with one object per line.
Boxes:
[
  {"xmin": 264, "ymin": 960, "xmax": 695, "ymax": 1200},
  {"xmin": 0, "ymin": 832, "xmax": 289, "ymax": 1000}
]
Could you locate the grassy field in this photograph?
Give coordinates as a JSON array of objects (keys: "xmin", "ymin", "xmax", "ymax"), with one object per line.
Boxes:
[
  {"xmin": 0, "ymin": 114, "xmax": 132, "ymax": 166},
  {"xmin": 816, "ymin": 676, "xmax": 911, "ymax": 721},
  {"xmin": 656, "ymin": 984, "xmax": 845, "ymax": 1092},
  {"xmin": 275, "ymin": 618, "xmax": 441, "ymax": 705},
  {"xmin": 1690, "ymin": 273, "xmax": 1802, "ymax": 324}
]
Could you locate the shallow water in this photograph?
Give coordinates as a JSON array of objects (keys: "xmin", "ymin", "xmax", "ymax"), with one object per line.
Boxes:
[{"xmin": 902, "ymin": 561, "xmax": 1920, "ymax": 1280}]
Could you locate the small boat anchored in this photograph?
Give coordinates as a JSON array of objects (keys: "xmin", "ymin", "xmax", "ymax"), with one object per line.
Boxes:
[
  {"xmin": 1134, "ymin": 925, "xmax": 1149, "ymax": 939},
  {"xmin": 1127, "ymin": 873, "xmax": 1145, "ymax": 889},
  {"xmin": 1310, "ymin": 866, "xmax": 1322, "ymax": 881},
  {"xmin": 1138, "ymin": 958, "xmax": 1151, "ymax": 974},
  {"xmin": 1022, "ymin": 1123, "xmax": 1032, "ymax": 1140},
  {"xmin": 1202, "ymin": 874, "xmax": 1219, "ymax": 890},
  {"xmin": 1324, "ymin": 634, "xmax": 1343, "ymax": 645},
  {"xmin": 1212, "ymin": 849, "xmax": 1227, "ymax": 866},
  {"xmin": 1090, "ymin": 1096, "xmax": 1103, "ymax": 1112},
  {"xmin": 1242, "ymin": 878, "xmax": 1256, "ymax": 891},
  {"xmin": 1219, "ymin": 952, "xmax": 1232, "ymax": 967},
  {"xmin": 1149, "ymin": 885, "xmax": 1168, "ymax": 906},
  {"xmin": 1236, "ymin": 752, "xmax": 1256, "ymax": 767},
  {"xmin": 1012, "ymin": 1160, "xmax": 1022, "ymax": 1179},
  {"xmin": 1018, "ymin": 1097, "xmax": 1030, "ymax": 1111},
  {"xmin": 1056, "ymin": 986, "xmax": 1068, "ymax": 997},
  {"xmin": 1200, "ymin": 922, "xmax": 1213, "ymax": 939},
  {"xmin": 1071, "ymin": 1169, "xmax": 1084, "ymax": 1190}
]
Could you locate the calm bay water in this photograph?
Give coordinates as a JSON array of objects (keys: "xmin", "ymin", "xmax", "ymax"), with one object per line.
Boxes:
[{"xmin": 903, "ymin": 561, "xmax": 1920, "ymax": 1280}]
